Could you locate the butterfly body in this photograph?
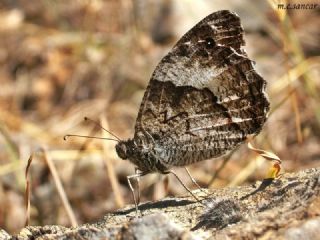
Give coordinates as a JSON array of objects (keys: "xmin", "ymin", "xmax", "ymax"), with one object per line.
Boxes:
[{"xmin": 115, "ymin": 10, "xmax": 269, "ymax": 174}]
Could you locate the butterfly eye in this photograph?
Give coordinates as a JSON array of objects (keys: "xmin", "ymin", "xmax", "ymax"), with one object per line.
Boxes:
[
  {"xmin": 115, "ymin": 142, "xmax": 128, "ymax": 160},
  {"xmin": 205, "ymin": 37, "xmax": 215, "ymax": 48}
]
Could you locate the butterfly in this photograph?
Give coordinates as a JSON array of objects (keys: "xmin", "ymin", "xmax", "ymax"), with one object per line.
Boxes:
[
  {"xmin": 112, "ymin": 10, "xmax": 270, "ymax": 210},
  {"xmin": 116, "ymin": 10, "xmax": 269, "ymax": 172}
]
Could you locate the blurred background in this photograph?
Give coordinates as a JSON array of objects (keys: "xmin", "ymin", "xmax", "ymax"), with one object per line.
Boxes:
[{"xmin": 0, "ymin": 0, "xmax": 319, "ymax": 234}]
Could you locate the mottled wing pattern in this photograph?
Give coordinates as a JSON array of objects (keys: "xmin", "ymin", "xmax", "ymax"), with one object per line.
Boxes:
[{"xmin": 134, "ymin": 10, "xmax": 269, "ymax": 167}]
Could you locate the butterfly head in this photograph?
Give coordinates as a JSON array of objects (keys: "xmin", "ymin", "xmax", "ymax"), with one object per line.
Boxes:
[{"xmin": 115, "ymin": 140, "xmax": 135, "ymax": 160}]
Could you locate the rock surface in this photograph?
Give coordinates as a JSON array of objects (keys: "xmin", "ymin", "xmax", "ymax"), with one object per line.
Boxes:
[{"xmin": 1, "ymin": 168, "xmax": 320, "ymax": 239}]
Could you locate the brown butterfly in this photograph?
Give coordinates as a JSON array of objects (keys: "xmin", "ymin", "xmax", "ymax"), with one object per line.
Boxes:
[{"xmin": 116, "ymin": 9, "xmax": 268, "ymax": 189}]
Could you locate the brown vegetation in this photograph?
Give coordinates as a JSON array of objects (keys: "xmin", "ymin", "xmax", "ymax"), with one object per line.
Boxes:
[{"xmin": 0, "ymin": 0, "xmax": 319, "ymax": 237}]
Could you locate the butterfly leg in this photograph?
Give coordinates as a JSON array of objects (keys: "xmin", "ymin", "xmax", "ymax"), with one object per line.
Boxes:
[
  {"xmin": 135, "ymin": 168, "xmax": 141, "ymax": 205},
  {"xmin": 184, "ymin": 167, "xmax": 207, "ymax": 195},
  {"xmin": 166, "ymin": 170, "xmax": 203, "ymax": 203},
  {"xmin": 127, "ymin": 171, "xmax": 148, "ymax": 214},
  {"xmin": 127, "ymin": 173, "xmax": 141, "ymax": 214}
]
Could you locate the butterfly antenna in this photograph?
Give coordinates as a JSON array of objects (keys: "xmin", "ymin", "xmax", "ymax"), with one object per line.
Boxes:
[
  {"xmin": 63, "ymin": 134, "xmax": 119, "ymax": 142},
  {"xmin": 84, "ymin": 117, "xmax": 121, "ymax": 141}
]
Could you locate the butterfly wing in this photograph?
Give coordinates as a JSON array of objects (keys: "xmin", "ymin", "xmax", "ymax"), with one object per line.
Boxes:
[{"xmin": 134, "ymin": 10, "xmax": 269, "ymax": 167}]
